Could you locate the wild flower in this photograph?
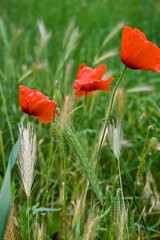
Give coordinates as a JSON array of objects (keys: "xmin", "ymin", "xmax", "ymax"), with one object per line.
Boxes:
[
  {"xmin": 73, "ymin": 63, "xmax": 114, "ymax": 98},
  {"xmin": 121, "ymin": 26, "xmax": 160, "ymax": 72},
  {"xmin": 19, "ymin": 123, "xmax": 36, "ymax": 198},
  {"xmin": 19, "ymin": 85, "xmax": 57, "ymax": 123}
]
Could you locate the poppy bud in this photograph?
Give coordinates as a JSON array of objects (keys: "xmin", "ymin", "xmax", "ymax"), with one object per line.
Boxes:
[{"xmin": 149, "ymin": 137, "xmax": 158, "ymax": 155}]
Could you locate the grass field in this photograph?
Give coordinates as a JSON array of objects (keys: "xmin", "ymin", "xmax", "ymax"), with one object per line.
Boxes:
[{"xmin": 0, "ymin": 0, "xmax": 160, "ymax": 239}]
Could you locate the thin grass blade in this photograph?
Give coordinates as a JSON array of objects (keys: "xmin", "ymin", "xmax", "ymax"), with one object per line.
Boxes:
[{"xmin": 0, "ymin": 138, "xmax": 20, "ymax": 239}]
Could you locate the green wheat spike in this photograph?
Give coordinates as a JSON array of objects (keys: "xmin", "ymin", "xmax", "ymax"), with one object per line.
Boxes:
[{"xmin": 63, "ymin": 126, "xmax": 103, "ymax": 204}]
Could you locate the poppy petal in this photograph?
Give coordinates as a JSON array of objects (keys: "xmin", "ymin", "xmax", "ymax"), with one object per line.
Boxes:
[
  {"xmin": 90, "ymin": 65, "xmax": 107, "ymax": 80},
  {"xmin": 73, "ymin": 63, "xmax": 114, "ymax": 98},
  {"xmin": 121, "ymin": 26, "xmax": 160, "ymax": 72},
  {"xmin": 74, "ymin": 89, "xmax": 96, "ymax": 98},
  {"xmin": 19, "ymin": 85, "xmax": 57, "ymax": 123},
  {"xmin": 35, "ymin": 101, "xmax": 57, "ymax": 123},
  {"xmin": 19, "ymin": 85, "xmax": 31, "ymax": 114},
  {"xmin": 80, "ymin": 78, "xmax": 114, "ymax": 92},
  {"xmin": 74, "ymin": 77, "xmax": 114, "ymax": 98},
  {"xmin": 77, "ymin": 63, "xmax": 87, "ymax": 78},
  {"xmin": 77, "ymin": 63, "xmax": 94, "ymax": 80},
  {"xmin": 74, "ymin": 89, "xmax": 84, "ymax": 98}
]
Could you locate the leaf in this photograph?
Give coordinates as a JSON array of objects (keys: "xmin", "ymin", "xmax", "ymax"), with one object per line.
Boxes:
[
  {"xmin": 33, "ymin": 207, "xmax": 61, "ymax": 215},
  {"xmin": 99, "ymin": 206, "xmax": 111, "ymax": 220},
  {"xmin": 97, "ymin": 227, "xmax": 107, "ymax": 232},
  {"xmin": 0, "ymin": 138, "xmax": 20, "ymax": 240},
  {"xmin": 75, "ymin": 215, "xmax": 81, "ymax": 240}
]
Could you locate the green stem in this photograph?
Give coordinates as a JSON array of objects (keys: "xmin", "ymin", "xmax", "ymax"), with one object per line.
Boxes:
[
  {"xmin": 130, "ymin": 125, "xmax": 156, "ymax": 208},
  {"xmin": 60, "ymin": 125, "xmax": 67, "ymax": 239},
  {"xmin": 27, "ymin": 197, "xmax": 31, "ymax": 240},
  {"xmin": 66, "ymin": 92, "xmax": 87, "ymax": 122},
  {"xmin": 67, "ymin": 103, "xmax": 84, "ymax": 121},
  {"xmin": 121, "ymin": 159, "xmax": 151, "ymax": 239},
  {"xmin": 42, "ymin": 143, "xmax": 58, "ymax": 206},
  {"xmin": 142, "ymin": 125, "xmax": 156, "ymax": 157},
  {"xmin": 0, "ymin": 131, "xmax": 6, "ymax": 173},
  {"xmin": 0, "ymin": 84, "xmax": 14, "ymax": 146},
  {"xmin": 96, "ymin": 66, "xmax": 127, "ymax": 173},
  {"xmin": 117, "ymin": 157, "xmax": 124, "ymax": 206}
]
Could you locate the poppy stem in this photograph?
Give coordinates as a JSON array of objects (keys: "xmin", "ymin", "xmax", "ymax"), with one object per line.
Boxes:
[
  {"xmin": 96, "ymin": 65, "xmax": 127, "ymax": 174},
  {"xmin": 67, "ymin": 103, "xmax": 84, "ymax": 121}
]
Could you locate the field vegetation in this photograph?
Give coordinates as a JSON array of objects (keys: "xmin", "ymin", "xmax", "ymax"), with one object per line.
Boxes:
[{"xmin": 0, "ymin": 0, "xmax": 160, "ymax": 239}]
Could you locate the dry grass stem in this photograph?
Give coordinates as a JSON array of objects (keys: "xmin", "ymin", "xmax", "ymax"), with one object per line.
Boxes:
[
  {"xmin": 82, "ymin": 213, "xmax": 99, "ymax": 240},
  {"xmin": 4, "ymin": 206, "xmax": 15, "ymax": 240},
  {"xmin": 61, "ymin": 95, "xmax": 74, "ymax": 128}
]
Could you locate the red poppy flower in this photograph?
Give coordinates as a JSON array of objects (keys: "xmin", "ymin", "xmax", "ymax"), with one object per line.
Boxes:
[
  {"xmin": 121, "ymin": 26, "xmax": 160, "ymax": 72},
  {"xmin": 19, "ymin": 85, "xmax": 57, "ymax": 123},
  {"xmin": 73, "ymin": 63, "xmax": 114, "ymax": 98}
]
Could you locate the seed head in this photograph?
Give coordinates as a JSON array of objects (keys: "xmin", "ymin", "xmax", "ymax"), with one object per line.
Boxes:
[
  {"xmin": 19, "ymin": 123, "xmax": 36, "ymax": 198},
  {"xmin": 108, "ymin": 120, "xmax": 123, "ymax": 160}
]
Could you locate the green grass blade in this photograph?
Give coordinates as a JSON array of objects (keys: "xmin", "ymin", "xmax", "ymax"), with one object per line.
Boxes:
[
  {"xmin": 33, "ymin": 207, "xmax": 61, "ymax": 215},
  {"xmin": 0, "ymin": 138, "xmax": 20, "ymax": 239},
  {"xmin": 75, "ymin": 215, "xmax": 81, "ymax": 240}
]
